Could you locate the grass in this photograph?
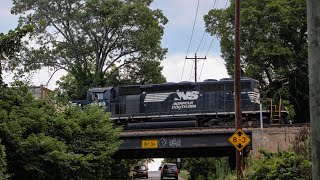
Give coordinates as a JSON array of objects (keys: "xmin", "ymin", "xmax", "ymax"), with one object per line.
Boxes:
[{"xmin": 179, "ymin": 170, "xmax": 190, "ymax": 180}]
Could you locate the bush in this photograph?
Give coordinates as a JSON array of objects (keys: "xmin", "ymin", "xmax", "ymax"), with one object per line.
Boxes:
[
  {"xmin": 0, "ymin": 140, "xmax": 8, "ymax": 180},
  {"xmin": 245, "ymin": 126, "xmax": 312, "ymax": 180},
  {"xmin": 0, "ymin": 85, "xmax": 122, "ymax": 179},
  {"xmin": 184, "ymin": 157, "xmax": 216, "ymax": 180},
  {"xmin": 183, "ymin": 157, "xmax": 236, "ymax": 180},
  {"xmin": 245, "ymin": 149, "xmax": 311, "ymax": 180}
]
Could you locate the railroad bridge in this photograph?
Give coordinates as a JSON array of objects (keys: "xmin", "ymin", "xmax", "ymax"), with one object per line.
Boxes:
[
  {"xmin": 114, "ymin": 126, "xmax": 308, "ymax": 160},
  {"xmin": 115, "ymin": 127, "xmax": 246, "ymax": 159}
]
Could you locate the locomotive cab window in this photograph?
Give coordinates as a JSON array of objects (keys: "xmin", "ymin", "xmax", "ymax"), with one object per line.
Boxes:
[{"xmin": 92, "ymin": 93, "xmax": 104, "ymax": 100}]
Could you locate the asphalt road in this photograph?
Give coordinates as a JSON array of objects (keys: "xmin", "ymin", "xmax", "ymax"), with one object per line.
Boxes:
[{"xmin": 133, "ymin": 171, "xmax": 185, "ymax": 180}]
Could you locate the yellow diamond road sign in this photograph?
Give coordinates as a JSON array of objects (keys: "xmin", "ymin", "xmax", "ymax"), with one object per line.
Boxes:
[{"xmin": 228, "ymin": 129, "xmax": 251, "ymax": 151}]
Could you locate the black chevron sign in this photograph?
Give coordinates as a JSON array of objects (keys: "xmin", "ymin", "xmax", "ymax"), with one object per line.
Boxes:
[
  {"xmin": 237, "ymin": 143, "xmax": 243, "ymax": 149},
  {"xmin": 237, "ymin": 131, "xmax": 243, "ymax": 136}
]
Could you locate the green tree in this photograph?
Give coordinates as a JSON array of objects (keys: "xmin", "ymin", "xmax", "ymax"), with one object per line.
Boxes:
[
  {"xmin": 57, "ymin": 59, "xmax": 166, "ymax": 100},
  {"xmin": 184, "ymin": 157, "xmax": 216, "ymax": 180},
  {"xmin": 0, "ymin": 140, "xmax": 8, "ymax": 180},
  {"xmin": 0, "ymin": 84, "xmax": 121, "ymax": 179},
  {"xmin": 107, "ymin": 60, "xmax": 166, "ymax": 86},
  {"xmin": 204, "ymin": 0, "xmax": 308, "ymax": 122},
  {"xmin": 0, "ymin": 25, "xmax": 32, "ymax": 180},
  {"xmin": 0, "ymin": 25, "xmax": 33, "ymax": 85},
  {"xmin": 108, "ymin": 159, "xmax": 139, "ymax": 179},
  {"xmin": 12, "ymin": 0, "xmax": 167, "ymax": 99}
]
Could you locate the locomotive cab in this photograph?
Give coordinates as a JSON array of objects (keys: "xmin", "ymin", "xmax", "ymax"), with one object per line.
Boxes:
[{"xmin": 86, "ymin": 87, "xmax": 113, "ymax": 111}]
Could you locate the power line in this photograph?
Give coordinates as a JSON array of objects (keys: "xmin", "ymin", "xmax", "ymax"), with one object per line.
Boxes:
[
  {"xmin": 199, "ymin": 37, "xmax": 215, "ymax": 81},
  {"xmin": 224, "ymin": 0, "xmax": 229, "ymax": 8},
  {"xmin": 204, "ymin": 0, "xmax": 228, "ymax": 57},
  {"xmin": 189, "ymin": 63, "xmax": 194, "ymax": 81},
  {"xmin": 186, "ymin": 0, "xmax": 200, "ymax": 56},
  {"xmin": 196, "ymin": 0, "xmax": 217, "ymax": 56},
  {"xmin": 198, "ymin": 0, "xmax": 229, "ymax": 81},
  {"xmin": 195, "ymin": 32, "xmax": 206, "ymax": 54},
  {"xmin": 198, "ymin": 0, "xmax": 217, "ymax": 81},
  {"xmin": 205, "ymin": 37, "xmax": 215, "ymax": 57},
  {"xmin": 199, "ymin": 34, "xmax": 209, "ymax": 57},
  {"xmin": 181, "ymin": 0, "xmax": 200, "ymax": 81}
]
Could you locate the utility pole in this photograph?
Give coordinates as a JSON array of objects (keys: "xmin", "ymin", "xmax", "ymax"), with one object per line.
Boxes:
[
  {"xmin": 234, "ymin": 0, "xmax": 243, "ymax": 179},
  {"xmin": 307, "ymin": 0, "xmax": 320, "ymax": 179},
  {"xmin": 185, "ymin": 53, "xmax": 206, "ymax": 82}
]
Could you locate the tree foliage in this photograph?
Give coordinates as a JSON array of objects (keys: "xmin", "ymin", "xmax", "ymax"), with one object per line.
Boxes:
[
  {"xmin": 108, "ymin": 60, "xmax": 166, "ymax": 86},
  {"xmin": 12, "ymin": 0, "xmax": 167, "ymax": 99},
  {"xmin": 179, "ymin": 157, "xmax": 234, "ymax": 180},
  {"xmin": 246, "ymin": 149, "xmax": 311, "ymax": 180},
  {"xmin": 246, "ymin": 127, "xmax": 311, "ymax": 180},
  {"xmin": 0, "ymin": 140, "xmax": 8, "ymax": 180},
  {"xmin": 204, "ymin": 0, "xmax": 308, "ymax": 121},
  {"xmin": 57, "ymin": 59, "xmax": 166, "ymax": 100},
  {"xmin": 184, "ymin": 157, "xmax": 216, "ymax": 180},
  {"xmin": 0, "ymin": 84, "xmax": 121, "ymax": 179},
  {"xmin": 0, "ymin": 25, "xmax": 33, "ymax": 85}
]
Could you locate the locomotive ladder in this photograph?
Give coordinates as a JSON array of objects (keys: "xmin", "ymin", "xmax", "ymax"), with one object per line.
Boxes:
[{"xmin": 270, "ymin": 98, "xmax": 282, "ymax": 124}]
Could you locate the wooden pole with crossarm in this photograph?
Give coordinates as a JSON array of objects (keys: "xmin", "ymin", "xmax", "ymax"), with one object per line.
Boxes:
[{"xmin": 185, "ymin": 53, "xmax": 206, "ymax": 82}]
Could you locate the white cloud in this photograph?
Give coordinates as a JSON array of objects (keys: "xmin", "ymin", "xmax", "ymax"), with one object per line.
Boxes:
[
  {"xmin": 3, "ymin": 68, "xmax": 67, "ymax": 90},
  {"xmin": 161, "ymin": 52, "xmax": 229, "ymax": 83}
]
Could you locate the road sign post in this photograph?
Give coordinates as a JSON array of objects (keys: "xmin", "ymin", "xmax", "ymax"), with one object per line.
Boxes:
[
  {"xmin": 234, "ymin": 0, "xmax": 242, "ymax": 178},
  {"xmin": 229, "ymin": 129, "xmax": 251, "ymax": 179}
]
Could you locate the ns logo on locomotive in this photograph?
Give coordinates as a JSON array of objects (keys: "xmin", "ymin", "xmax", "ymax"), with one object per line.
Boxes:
[{"xmin": 72, "ymin": 77, "xmax": 287, "ymax": 127}]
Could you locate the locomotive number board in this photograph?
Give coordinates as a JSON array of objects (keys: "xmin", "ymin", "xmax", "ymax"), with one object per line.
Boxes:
[
  {"xmin": 142, "ymin": 139, "xmax": 158, "ymax": 149},
  {"xmin": 228, "ymin": 129, "xmax": 251, "ymax": 151}
]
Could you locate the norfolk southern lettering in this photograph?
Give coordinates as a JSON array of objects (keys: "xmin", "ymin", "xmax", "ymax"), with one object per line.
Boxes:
[
  {"xmin": 171, "ymin": 101, "xmax": 196, "ymax": 110},
  {"xmin": 174, "ymin": 91, "xmax": 199, "ymax": 100},
  {"xmin": 171, "ymin": 91, "xmax": 199, "ymax": 110}
]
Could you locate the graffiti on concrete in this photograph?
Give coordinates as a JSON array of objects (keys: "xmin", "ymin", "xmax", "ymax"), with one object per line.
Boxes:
[
  {"xmin": 169, "ymin": 138, "xmax": 181, "ymax": 147},
  {"xmin": 159, "ymin": 137, "xmax": 181, "ymax": 147}
]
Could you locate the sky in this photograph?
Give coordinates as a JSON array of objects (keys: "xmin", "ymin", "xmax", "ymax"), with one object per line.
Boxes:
[{"xmin": 1, "ymin": 0, "xmax": 229, "ymax": 89}]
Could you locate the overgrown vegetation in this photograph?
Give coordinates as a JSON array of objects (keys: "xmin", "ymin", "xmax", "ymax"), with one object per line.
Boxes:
[
  {"xmin": 245, "ymin": 126, "xmax": 311, "ymax": 180},
  {"xmin": 173, "ymin": 157, "xmax": 234, "ymax": 180},
  {"xmin": 0, "ymin": 84, "xmax": 122, "ymax": 179},
  {"xmin": 0, "ymin": 140, "xmax": 8, "ymax": 180},
  {"xmin": 173, "ymin": 127, "xmax": 311, "ymax": 180},
  {"xmin": 246, "ymin": 149, "xmax": 311, "ymax": 180},
  {"xmin": 204, "ymin": 0, "xmax": 308, "ymax": 122}
]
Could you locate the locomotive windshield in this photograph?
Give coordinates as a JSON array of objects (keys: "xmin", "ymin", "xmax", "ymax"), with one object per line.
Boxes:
[{"xmin": 93, "ymin": 93, "xmax": 104, "ymax": 100}]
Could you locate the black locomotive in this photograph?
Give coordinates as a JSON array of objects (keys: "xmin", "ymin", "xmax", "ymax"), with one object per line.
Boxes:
[{"xmin": 73, "ymin": 77, "xmax": 284, "ymax": 127}]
